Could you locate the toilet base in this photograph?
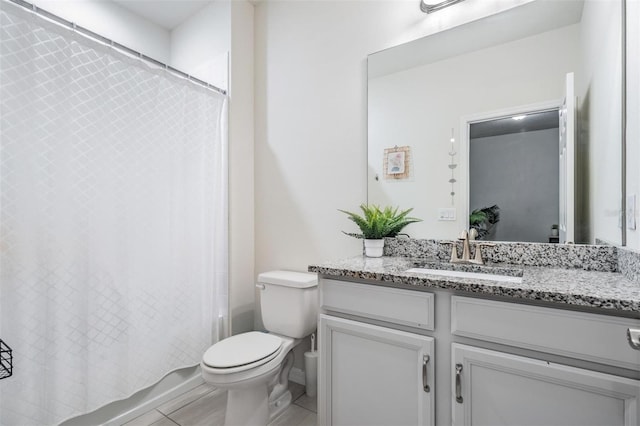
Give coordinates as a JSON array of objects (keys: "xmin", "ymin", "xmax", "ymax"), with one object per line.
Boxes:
[
  {"xmin": 226, "ymin": 384, "xmax": 269, "ymax": 425},
  {"xmin": 268, "ymin": 389, "xmax": 292, "ymax": 422},
  {"xmin": 223, "ymin": 382, "xmax": 294, "ymax": 426},
  {"xmin": 219, "ymin": 350, "xmax": 296, "ymax": 426}
]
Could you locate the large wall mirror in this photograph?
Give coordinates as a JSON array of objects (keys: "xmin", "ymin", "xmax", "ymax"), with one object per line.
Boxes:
[{"xmin": 367, "ymin": 0, "xmax": 626, "ymax": 245}]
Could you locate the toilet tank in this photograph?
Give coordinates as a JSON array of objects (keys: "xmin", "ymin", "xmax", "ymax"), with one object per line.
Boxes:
[{"xmin": 258, "ymin": 271, "xmax": 318, "ymax": 339}]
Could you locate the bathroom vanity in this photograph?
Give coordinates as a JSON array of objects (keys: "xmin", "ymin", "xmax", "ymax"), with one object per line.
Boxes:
[{"xmin": 309, "ymin": 248, "xmax": 640, "ymax": 426}]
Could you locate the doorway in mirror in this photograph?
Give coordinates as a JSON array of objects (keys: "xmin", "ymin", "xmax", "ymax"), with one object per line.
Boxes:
[{"xmin": 466, "ymin": 102, "xmax": 565, "ymax": 244}]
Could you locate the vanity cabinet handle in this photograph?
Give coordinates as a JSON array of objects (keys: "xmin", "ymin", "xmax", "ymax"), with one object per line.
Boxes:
[
  {"xmin": 422, "ymin": 355, "xmax": 430, "ymax": 393},
  {"xmin": 628, "ymin": 328, "xmax": 640, "ymax": 350},
  {"xmin": 455, "ymin": 363, "xmax": 463, "ymax": 403}
]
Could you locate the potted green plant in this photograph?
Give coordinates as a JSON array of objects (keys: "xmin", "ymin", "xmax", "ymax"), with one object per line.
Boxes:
[{"xmin": 339, "ymin": 204, "xmax": 422, "ymax": 257}]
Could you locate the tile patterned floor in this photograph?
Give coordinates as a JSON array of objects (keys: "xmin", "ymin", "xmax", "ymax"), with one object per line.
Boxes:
[{"xmin": 122, "ymin": 382, "xmax": 317, "ymax": 426}]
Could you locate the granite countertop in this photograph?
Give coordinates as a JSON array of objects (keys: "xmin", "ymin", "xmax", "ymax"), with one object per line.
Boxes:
[{"xmin": 308, "ymin": 256, "xmax": 640, "ymax": 315}]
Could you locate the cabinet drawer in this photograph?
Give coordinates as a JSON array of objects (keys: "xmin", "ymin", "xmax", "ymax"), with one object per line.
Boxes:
[
  {"xmin": 320, "ymin": 279, "xmax": 434, "ymax": 330},
  {"xmin": 451, "ymin": 296, "xmax": 640, "ymax": 370}
]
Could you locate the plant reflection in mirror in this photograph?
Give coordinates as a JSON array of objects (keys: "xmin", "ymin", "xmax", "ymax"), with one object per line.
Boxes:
[{"xmin": 470, "ymin": 205, "xmax": 500, "ymax": 240}]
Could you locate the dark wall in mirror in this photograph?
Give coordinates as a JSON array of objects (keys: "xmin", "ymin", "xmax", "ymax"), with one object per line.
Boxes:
[{"xmin": 469, "ymin": 111, "xmax": 560, "ymax": 243}]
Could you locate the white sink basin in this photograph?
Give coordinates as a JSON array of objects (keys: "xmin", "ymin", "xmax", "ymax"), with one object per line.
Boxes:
[{"xmin": 406, "ymin": 267, "xmax": 523, "ymax": 284}]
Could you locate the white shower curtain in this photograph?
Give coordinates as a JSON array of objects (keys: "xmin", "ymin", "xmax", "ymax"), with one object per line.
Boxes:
[{"xmin": 0, "ymin": 2, "xmax": 228, "ymax": 425}]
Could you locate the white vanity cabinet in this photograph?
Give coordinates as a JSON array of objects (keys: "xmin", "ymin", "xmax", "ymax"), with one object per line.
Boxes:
[
  {"xmin": 319, "ymin": 279, "xmax": 435, "ymax": 426},
  {"xmin": 451, "ymin": 344, "xmax": 640, "ymax": 426},
  {"xmin": 450, "ymin": 296, "xmax": 640, "ymax": 426},
  {"xmin": 318, "ymin": 276, "xmax": 640, "ymax": 426},
  {"xmin": 319, "ymin": 315, "xmax": 434, "ymax": 426}
]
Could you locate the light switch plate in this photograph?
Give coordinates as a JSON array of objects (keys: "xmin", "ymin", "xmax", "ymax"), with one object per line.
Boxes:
[
  {"xmin": 627, "ymin": 194, "xmax": 636, "ymax": 230},
  {"xmin": 438, "ymin": 208, "xmax": 456, "ymax": 221}
]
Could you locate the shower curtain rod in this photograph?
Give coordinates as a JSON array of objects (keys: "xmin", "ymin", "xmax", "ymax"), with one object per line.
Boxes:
[{"xmin": 6, "ymin": 0, "xmax": 227, "ymax": 96}]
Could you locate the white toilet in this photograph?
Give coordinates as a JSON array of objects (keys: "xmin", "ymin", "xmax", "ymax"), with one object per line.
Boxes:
[{"xmin": 201, "ymin": 271, "xmax": 318, "ymax": 426}]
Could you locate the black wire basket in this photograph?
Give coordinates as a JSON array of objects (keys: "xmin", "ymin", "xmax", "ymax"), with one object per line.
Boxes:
[{"xmin": 0, "ymin": 339, "xmax": 13, "ymax": 380}]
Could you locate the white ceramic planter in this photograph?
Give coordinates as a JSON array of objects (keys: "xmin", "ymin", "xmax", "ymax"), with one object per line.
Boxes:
[{"xmin": 364, "ymin": 239, "xmax": 385, "ymax": 257}]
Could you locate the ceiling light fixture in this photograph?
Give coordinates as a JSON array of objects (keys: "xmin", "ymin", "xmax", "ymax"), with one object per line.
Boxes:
[{"xmin": 420, "ymin": 0, "xmax": 466, "ymax": 14}]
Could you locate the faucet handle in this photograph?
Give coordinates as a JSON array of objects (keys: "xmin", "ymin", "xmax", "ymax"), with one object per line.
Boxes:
[
  {"xmin": 458, "ymin": 230, "xmax": 468, "ymax": 240},
  {"xmin": 472, "ymin": 242, "xmax": 496, "ymax": 265},
  {"xmin": 468, "ymin": 228, "xmax": 478, "ymax": 241},
  {"xmin": 476, "ymin": 242, "xmax": 496, "ymax": 248},
  {"xmin": 440, "ymin": 240, "xmax": 460, "ymax": 262}
]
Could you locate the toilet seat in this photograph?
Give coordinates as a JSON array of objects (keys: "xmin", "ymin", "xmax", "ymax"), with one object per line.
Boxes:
[{"xmin": 202, "ymin": 331, "xmax": 283, "ymax": 374}]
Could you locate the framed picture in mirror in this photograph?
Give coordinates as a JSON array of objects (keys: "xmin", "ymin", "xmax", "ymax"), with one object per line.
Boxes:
[{"xmin": 383, "ymin": 146, "xmax": 411, "ymax": 180}]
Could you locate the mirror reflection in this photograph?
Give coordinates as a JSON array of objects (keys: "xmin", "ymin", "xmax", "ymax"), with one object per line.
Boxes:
[
  {"xmin": 367, "ymin": 0, "xmax": 623, "ymax": 245},
  {"xmin": 469, "ymin": 110, "xmax": 560, "ymax": 243}
]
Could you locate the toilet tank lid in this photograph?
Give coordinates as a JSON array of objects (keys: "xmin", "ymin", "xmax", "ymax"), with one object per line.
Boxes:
[{"xmin": 258, "ymin": 270, "xmax": 317, "ymax": 288}]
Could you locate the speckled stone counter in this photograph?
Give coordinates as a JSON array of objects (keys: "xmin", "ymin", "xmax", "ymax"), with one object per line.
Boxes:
[
  {"xmin": 618, "ymin": 246, "xmax": 640, "ymax": 283},
  {"xmin": 383, "ymin": 238, "xmax": 619, "ymax": 271},
  {"xmin": 308, "ymin": 256, "xmax": 640, "ymax": 315}
]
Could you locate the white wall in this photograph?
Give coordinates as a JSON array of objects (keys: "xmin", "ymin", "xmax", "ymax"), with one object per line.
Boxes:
[
  {"xmin": 368, "ymin": 24, "xmax": 579, "ymax": 239},
  {"xmin": 577, "ymin": 0, "xmax": 622, "ymax": 245},
  {"xmin": 229, "ymin": 0, "xmax": 256, "ymax": 335},
  {"xmin": 30, "ymin": 0, "xmax": 171, "ymax": 63},
  {"xmin": 253, "ymin": 0, "xmax": 533, "ymax": 282},
  {"xmin": 31, "ymin": 0, "xmax": 232, "ymax": 90},
  {"xmin": 170, "ymin": 1, "xmax": 230, "ymax": 90}
]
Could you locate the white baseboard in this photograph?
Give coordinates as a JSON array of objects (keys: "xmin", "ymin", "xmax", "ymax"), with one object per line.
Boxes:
[
  {"xmin": 289, "ymin": 367, "xmax": 306, "ymax": 386},
  {"xmin": 87, "ymin": 366, "xmax": 304, "ymax": 425},
  {"xmin": 103, "ymin": 373, "xmax": 204, "ymax": 426}
]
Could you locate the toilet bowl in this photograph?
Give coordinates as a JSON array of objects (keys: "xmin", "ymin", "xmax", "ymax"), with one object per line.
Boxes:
[
  {"xmin": 201, "ymin": 332, "xmax": 298, "ymax": 425},
  {"xmin": 201, "ymin": 271, "xmax": 318, "ymax": 426}
]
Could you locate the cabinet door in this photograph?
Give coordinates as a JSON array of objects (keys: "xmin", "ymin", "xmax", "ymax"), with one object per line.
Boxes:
[
  {"xmin": 452, "ymin": 344, "xmax": 640, "ymax": 426},
  {"xmin": 319, "ymin": 314, "xmax": 434, "ymax": 426}
]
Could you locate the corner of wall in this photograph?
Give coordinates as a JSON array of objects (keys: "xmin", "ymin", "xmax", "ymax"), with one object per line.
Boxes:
[{"xmin": 229, "ymin": 0, "xmax": 256, "ymax": 335}]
